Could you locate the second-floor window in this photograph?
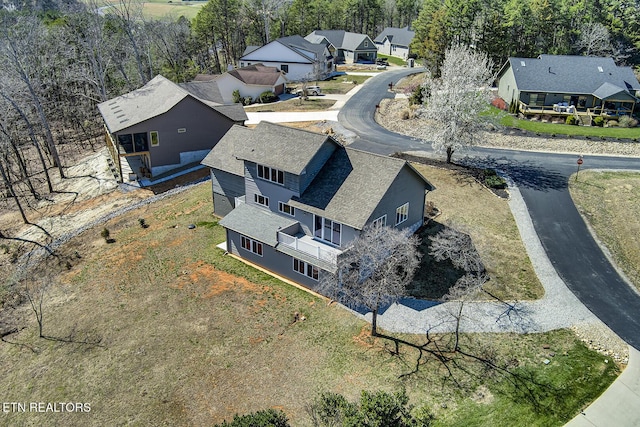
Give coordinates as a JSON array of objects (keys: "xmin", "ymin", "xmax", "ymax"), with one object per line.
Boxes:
[
  {"xmin": 395, "ymin": 203, "xmax": 409, "ymax": 225},
  {"xmin": 280, "ymin": 64, "xmax": 289, "ymax": 73},
  {"xmin": 314, "ymin": 216, "xmax": 341, "ymax": 246},
  {"xmin": 257, "ymin": 164, "xmax": 284, "ymax": 185},
  {"xmin": 278, "ymin": 202, "xmax": 295, "ymax": 216},
  {"xmin": 254, "ymin": 194, "xmax": 269, "ymax": 207}
]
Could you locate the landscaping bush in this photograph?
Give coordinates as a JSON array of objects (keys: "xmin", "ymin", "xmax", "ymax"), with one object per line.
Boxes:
[
  {"xmin": 242, "ymin": 96, "xmax": 253, "ymax": 106},
  {"xmin": 409, "ymin": 84, "xmax": 427, "ymax": 105},
  {"xmin": 491, "ymin": 97, "xmax": 508, "ymax": 111},
  {"xmin": 215, "ymin": 409, "xmax": 289, "ymax": 427},
  {"xmin": 593, "ymin": 116, "xmax": 605, "ymax": 127},
  {"xmin": 566, "ymin": 116, "xmax": 578, "ymax": 125},
  {"xmin": 232, "ymin": 89, "xmax": 241, "ymax": 104},
  {"xmin": 618, "ymin": 115, "xmax": 638, "ymax": 128},
  {"xmin": 100, "ymin": 227, "xmax": 111, "ymax": 243},
  {"xmin": 482, "ymin": 169, "xmax": 507, "ymax": 189},
  {"xmin": 400, "ymin": 109, "xmax": 411, "ymax": 120},
  {"xmin": 258, "ymin": 90, "xmax": 278, "ymax": 103},
  {"xmin": 606, "ymin": 120, "xmax": 619, "ymax": 127}
]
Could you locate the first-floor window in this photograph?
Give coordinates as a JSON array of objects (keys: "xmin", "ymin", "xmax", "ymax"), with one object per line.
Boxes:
[
  {"xmin": 372, "ymin": 214, "xmax": 386, "ymax": 228},
  {"xmin": 293, "ymin": 258, "xmax": 319, "ymax": 281},
  {"xmin": 241, "ymin": 235, "xmax": 263, "ymax": 256},
  {"xmin": 395, "ymin": 203, "xmax": 409, "ymax": 225},
  {"xmin": 254, "ymin": 193, "xmax": 269, "ymax": 207}
]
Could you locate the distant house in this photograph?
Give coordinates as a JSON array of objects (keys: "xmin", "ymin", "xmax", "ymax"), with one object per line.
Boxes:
[
  {"xmin": 374, "ymin": 26, "xmax": 414, "ymax": 59},
  {"xmin": 215, "ymin": 64, "xmax": 288, "ymax": 103},
  {"xmin": 497, "ymin": 55, "xmax": 640, "ymax": 122},
  {"xmin": 238, "ymin": 36, "xmax": 332, "ymax": 81},
  {"xmin": 305, "ymin": 30, "xmax": 377, "ymax": 64},
  {"xmin": 202, "ymin": 122, "xmax": 434, "ymax": 288},
  {"xmin": 97, "ymin": 75, "xmax": 246, "ymax": 182}
]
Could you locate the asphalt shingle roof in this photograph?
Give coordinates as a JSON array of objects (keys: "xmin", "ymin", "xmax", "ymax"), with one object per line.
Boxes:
[
  {"xmin": 98, "ymin": 75, "xmax": 246, "ymax": 133},
  {"xmin": 233, "ymin": 122, "xmax": 335, "ymax": 175},
  {"xmin": 228, "ymin": 64, "xmax": 287, "ymax": 86},
  {"xmin": 503, "ymin": 55, "xmax": 640, "ymax": 97},
  {"xmin": 306, "ymin": 30, "xmax": 375, "ymax": 51},
  {"xmin": 374, "ymin": 26, "xmax": 414, "ymax": 47},
  {"xmin": 201, "ymin": 124, "xmax": 253, "ymax": 176},
  {"xmin": 219, "ymin": 202, "xmax": 298, "ymax": 246},
  {"xmin": 289, "ymin": 147, "xmax": 428, "ymax": 230}
]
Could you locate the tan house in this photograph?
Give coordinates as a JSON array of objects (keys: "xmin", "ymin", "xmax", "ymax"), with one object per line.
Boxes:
[
  {"xmin": 214, "ymin": 64, "xmax": 288, "ymax": 103},
  {"xmin": 98, "ymin": 75, "xmax": 246, "ymax": 182}
]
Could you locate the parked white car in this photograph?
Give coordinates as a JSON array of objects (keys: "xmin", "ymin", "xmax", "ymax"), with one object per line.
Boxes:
[{"xmin": 296, "ymin": 86, "xmax": 322, "ymax": 96}]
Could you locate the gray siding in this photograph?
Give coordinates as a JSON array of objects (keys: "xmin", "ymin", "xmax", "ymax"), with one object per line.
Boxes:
[
  {"xmin": 213, "ymin": 193, "xmax": 235, "ymax": 217},
  {"xmin": 211, "ymin": 168, "xmax": 245, "ymax": 216},
  {"xmin": 244, "ymin": 162, "xmax": 298, "ymax": 214},
  {"xmin": 497, "ymin": 67, "xmax": 518, "ymax": 105},
  {"xmin": 368, "ymin": 167, "xmax": 425, "ymax": 231},
  {"xmin": 226, "ymin": 229, "xmax": 326, "ymax": 290},
  {"xmin": 294, "ymin": 208, "xmax": 359, "ymax": 248},
  {"xmin": 116, "ymin": 97, "xmax": 237, "ymax": 170}
]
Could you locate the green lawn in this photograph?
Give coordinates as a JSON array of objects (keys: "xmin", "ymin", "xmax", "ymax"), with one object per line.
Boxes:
[
  {"xmin": 486, "ymin": 107, "xmax": 640, "ymax": 139},
  {"xmin": 377, "ymin": 53, "xmax": 407, "ymax": 67}
]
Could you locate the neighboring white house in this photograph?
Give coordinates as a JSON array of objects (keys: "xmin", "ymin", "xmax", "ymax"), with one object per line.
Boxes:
[
  {"xmin": 213, "ymin": 64, "xmax": 288, "ymax": 103},
  {"xmin": 374, "ymin": 26, "xmax": 415, "ymax": 59},
  {"xmin": 238, "ymin": 36, "xmax": 332, "ymax": 82}
]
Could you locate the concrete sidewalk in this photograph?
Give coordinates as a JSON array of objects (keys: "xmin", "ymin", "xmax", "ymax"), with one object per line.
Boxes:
[{"xmin": 565, "ymin": 345, "xmax": 640, "ymax": 427}]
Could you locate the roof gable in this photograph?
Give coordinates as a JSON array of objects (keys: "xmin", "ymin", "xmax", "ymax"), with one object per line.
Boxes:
[
  {"xmin": 228, "ymin": 63, "xmax": 287, "ymax": 86},
  {"xmin": 307, "ymin": 30, "xmax": 375, "ymax": 52},
  {"xmin": 503, "ymin": 55, "xmax": 640, "ymax": 96},
  {"xmin": 241, "ymin": 36, "xmax": 326, "ymax": 64},
  {"xmin": 374, "ymin": 26, "xmax": 414, "ymax": 47}
]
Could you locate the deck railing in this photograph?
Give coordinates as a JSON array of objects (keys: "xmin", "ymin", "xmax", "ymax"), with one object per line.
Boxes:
[{"xmin": 277, "ymin": 232, "xmax": 339, "ymax": 265}]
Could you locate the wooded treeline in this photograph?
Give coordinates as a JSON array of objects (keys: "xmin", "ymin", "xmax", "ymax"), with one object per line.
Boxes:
[{"xmin": 1, "ymin": 0, "xmax": 639, "ymax": 227}]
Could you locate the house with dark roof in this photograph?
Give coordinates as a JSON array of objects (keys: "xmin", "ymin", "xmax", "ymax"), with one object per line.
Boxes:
[
  {"xmin": 201, "ymin": 122, "xmax": 433, "ymax": 288},
  {"xmin": 374, "ymin": 26, "xmax": 414, "ymax": 59},
  {"xmin": 238, "ymin": 36, "xmax": 332, "ymax": 81},
  {"xmin": 97, "ymin": 75, "xmax": 246, "ymax": 182},
  {"xmin": 305, "ymin": 30, "xmax": 377, "ymax": 64},
  {"xmin": 497, "ymin": 55, "xmax": 640, "ymax": 122}
]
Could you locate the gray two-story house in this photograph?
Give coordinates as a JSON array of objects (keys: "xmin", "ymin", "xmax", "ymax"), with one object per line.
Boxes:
[{"xmin": 202, "ymin": 122, "xmax": 434, "ymax": 289}]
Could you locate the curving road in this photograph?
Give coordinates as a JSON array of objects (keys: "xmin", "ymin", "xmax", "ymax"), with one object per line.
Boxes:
[{"xmin": 339, "ymin": 68, "xmax": 640, "ymax": 350}]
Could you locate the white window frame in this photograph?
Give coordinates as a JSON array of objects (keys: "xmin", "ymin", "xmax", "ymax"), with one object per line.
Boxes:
[
  {"xmin": 278, "ymin": 202, "xmax": 295, "ymax": 217},
  {"xmin": 372, "ymin": 214, "xmax": 387, "ymax": 228},
  {"xmin": 254, "ymin": 193, "xmax": 269, "ymax": 207},
  {"xmin": 395, "ymin": 203, "xmax": 409, "ymax": 225},
  {"xmin": 257, "ymin": 164, "xmax": 284, "ymax": 185},
  {"xmin": 314, "ymin": 215, "xmax": 342, "ymax": 246},
  {"xmin": 293, "ymin": 258, "xmax": 319, "ymax": 281},
  {"xmin": 240, "ymin": 235, "xmax": 263, "ymax": 256}
]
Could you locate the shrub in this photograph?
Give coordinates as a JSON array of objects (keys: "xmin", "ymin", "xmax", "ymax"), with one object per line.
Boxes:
[
  {"xmin": 138, "ymin": 218, "xmax": 148, "ymax": 229},
  {"xmin": 242, "ymin": 96, "xmax": 253, "ymax": 106},
  {"xmin": 606, "ymin": 120, "xmax": 618, "ymax": 127},
  {"xmin": 215, "ymin": 409, "xmax": 289, "ymax": 427},
  {"xmin": 482, "ymin": 169, "xmax": 507, "ymax": 189},
  {"xmin": 566, "ymin": 116, "xmax": 577, "ymax": 125},
  {"xmin": 400, "ymin": 109, "xmax": 411, "ymax": 120},
  {"xmin": 618, "ymin": 115, "xmax": 638, "ymax": 128},
  {"xmin": 258, "ymin": 90, "xmax": 278, "ymax": 103},
  {"xmin": 232, "ymin": 89, "xmax": 241, "ymax": 104},
  {"xmin": 593, "ymin": 116, "xmax": 605, "ymax": 127},
  {"xmin": 100, "ymin": 228, "xmax": 110, "ymax": 243},
  {"xmin": 409, "ymin": 84, "xmax": 427, "ymax": 105},
  {"xmin": 491, "ymin": 97, "xmax": 507, "ymax": 111}
]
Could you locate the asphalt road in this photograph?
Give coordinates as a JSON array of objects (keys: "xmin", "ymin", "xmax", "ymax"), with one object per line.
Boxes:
[{"xmin": 339, "ymin": 68, "xmax": 640, "ymax": 349}]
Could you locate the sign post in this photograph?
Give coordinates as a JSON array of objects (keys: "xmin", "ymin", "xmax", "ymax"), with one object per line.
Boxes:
[{"xmin": 575, "ymin": 156, "xmax": 584, "ymax": 181}]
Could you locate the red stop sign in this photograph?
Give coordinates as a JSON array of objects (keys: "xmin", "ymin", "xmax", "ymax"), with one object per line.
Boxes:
[{"xmin": 577, "ymin": 158, "xmax": 583, "ymax": 165}]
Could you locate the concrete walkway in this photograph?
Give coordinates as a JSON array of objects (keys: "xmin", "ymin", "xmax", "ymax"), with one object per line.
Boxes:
[{"xmin": 241, "ymin": 77, "xmax": 640, "ymax": 426}]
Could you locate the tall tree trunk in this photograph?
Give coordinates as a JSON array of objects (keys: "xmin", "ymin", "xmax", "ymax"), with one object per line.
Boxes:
[
  {"xmin": 0, "ymin": 122, "xmax": 38, "ymax": 198},
  {"xmin": 0, "ymin": 159, "xmax": 28, "ymax": 224},
  {"xmin": 371, "ymin": 307, "xmax": 378, "ymax": 336}
]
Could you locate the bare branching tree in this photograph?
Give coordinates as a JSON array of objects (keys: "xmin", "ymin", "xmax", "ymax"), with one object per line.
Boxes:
[
  {"xmin": 320, "ymin": 225, "xmax": 421, "ymax": 336},
  {"xmin": 418, "ymin": 44, "xmax": 494, "ymax": 163},
  {"xmin": 575, "ymin": 22, "xmax": 612, "ymax": 57}
]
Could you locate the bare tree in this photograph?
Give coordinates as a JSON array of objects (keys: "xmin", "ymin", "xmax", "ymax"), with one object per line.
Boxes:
[
  {"xmin": 320, "ymin": 225, "xmax": 421, "ymax": 336},
  {"xmin": 418, "ymin": 44, "xmax": 494, "ymax": 163},
  {"xmin": 575, "ymin": 22, "xmax": 612, "ymax": 57}
]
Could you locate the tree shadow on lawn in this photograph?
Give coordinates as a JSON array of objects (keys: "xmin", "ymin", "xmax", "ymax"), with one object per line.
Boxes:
[{"xmin": 406, "ymin": 222, "xmax": 466, "ymax": 300}]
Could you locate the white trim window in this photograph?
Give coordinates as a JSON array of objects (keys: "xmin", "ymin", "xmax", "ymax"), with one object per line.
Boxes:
[
  {"xmin": 278, "ymin": 202, "xmax": 295, "ymax": 216},
  {"xmin": 395, "ymin": 203, "xmax": 409, "ymax": 225},
  {"xmin": 257, "ymin": 164, "xmax": 284, "ymax": 185},
  {"xmin": 254, "ymin": 193, "xmax": 269, "ymax": 207},
  {"xmin": 372, "ymin": 214, "xmax": 387, "ymax": 228},
  {"xmin": 293, "ymin": 258, "xmax": 319, "ymax": 281},
  {"xmin": 314, "ymin": 215, "xmax": 341, "ymax": 246},
  {"xmin": 240, "ymin": 236, "xmax": 263, "ymax": 256}
]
